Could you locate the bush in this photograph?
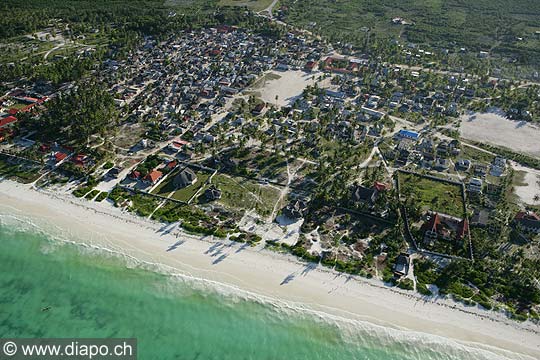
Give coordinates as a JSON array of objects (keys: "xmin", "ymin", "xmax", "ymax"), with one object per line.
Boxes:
[
  {"xmin": 472, "ymin": 293, "xmax": 492, "ymax": 310},
  {"xmin": 417, "ymin": 283, "xmax": 433, "ymax": 296},
  {"xmin": 85, "ymin": 189, "xmax": 100, "ymax": 199},
  {"xmin": 103, "ymin": 161, "xmax": 114, "ymax": 169},
  {"xmin": 95, "ymin": 192, "xmax": 108, "ymax": 202},
  {"xmin": 73, "ymin": 186, "xmax": 93, "ymax": 198},
  {"xmin": 398, "ymin": 278, "xmax": 414, "ymax": 291},
  {"xmin": 446, "ymin": 282, "xmax": 474, "ymax": 299},
  {"xmin": 382, "ymin": 268, "xmax": 394, "ymax": 283}
]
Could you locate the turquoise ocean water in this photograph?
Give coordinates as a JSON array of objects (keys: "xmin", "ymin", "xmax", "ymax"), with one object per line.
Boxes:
[{"xmin": 0, "ymin": 219, "xmax": 529, "ymax": 360}]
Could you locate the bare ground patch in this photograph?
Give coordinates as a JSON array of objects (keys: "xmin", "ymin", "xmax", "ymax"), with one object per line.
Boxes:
[{"xmin": 460, "ymin": 110, "xmax": 540, "ymax": 158}]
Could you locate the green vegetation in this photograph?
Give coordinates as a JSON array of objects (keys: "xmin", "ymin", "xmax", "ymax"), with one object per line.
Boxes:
[
  {"xmin": 135, "ymin": 155, "xmax": 162, "ymax": 178},
  {"xmin": 0, "ymin": 156, "xmax": 41, "ymax": 183},
  {"xmin": 397, "ymin": 278, "xmax": 414, "ymax": 291},
  {"xmin": 470, "ymin": 141, "xmax": 540, "ymax": 170},
  {"xmin": 460, "ymin": 145, "xmax": 495, "ymax": 164},
  {"xmin": 170, "ymin": 172, "xmax": 209, "ymax": 202},
  {"xmin": 152, "ymin": 168, "xmax": 211, "ymax": 202},
  {"xmin": 230, "ymin": 232, "xmax": 263, "ymax": 246},
  {"xmin": 95, "ymin": 191, "xmax": 108, "ymax": 202},
  {"xmin": 211, "ymin": 174, "xmax": 280, "ymax": 216},
  {"xmin": 280, "ymin": 0, "xmax": 540, "ymax": 68},
  {"xmin": 399, "ymin": 172, "xmax": 465, "ymax": 218},
  {"xmin": 152, "ymin": 201, "xmax": 234, "ymax": 238},
  {"xmin": 129, "ymin": 193, "xmax": 160, "ymax": 217},
  {"xmin": 218, "ymin": 0, "xmax": 274, "ymax": 12},
  {"xmin": 30, "ymin": 83, "xmax": 118, "ymax": 144},
  {"xmin": 84, "ymin": 189, "xmax": 100, "ymax": 200},
  {"xmin": 72, "ymin": 186, "xmax": 93, "ymax": 198}
]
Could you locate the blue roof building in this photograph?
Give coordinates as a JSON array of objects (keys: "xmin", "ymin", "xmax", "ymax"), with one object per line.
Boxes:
[{"xmin": 396, "ymin": 129, "xmax": 420, "ymax": 140}]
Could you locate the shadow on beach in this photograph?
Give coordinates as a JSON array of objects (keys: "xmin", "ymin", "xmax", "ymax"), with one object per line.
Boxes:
[
  {"xmin": 212, "ymin": 254, "xmax": 228, "ymax": 265},
  {"xmin": 166, "ymin": 240, "xmax": 185, "ymax": 252}
]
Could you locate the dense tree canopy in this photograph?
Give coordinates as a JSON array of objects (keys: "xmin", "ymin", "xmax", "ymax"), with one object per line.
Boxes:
[{"xmin": 34, "ymin": 83, "xmax": 118, "ymax": 144}]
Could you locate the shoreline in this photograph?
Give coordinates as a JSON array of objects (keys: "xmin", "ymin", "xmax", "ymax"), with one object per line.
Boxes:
[{"xmin": 0, "ymin": 180, "xmax": 539, "ymax": 359}]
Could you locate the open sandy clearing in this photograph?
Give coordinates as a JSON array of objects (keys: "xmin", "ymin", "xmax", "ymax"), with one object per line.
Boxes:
[
  {"xmin": 255, "ymin": 70, "xmax": 321, "ymax": 106},
  {"xmin": 512, "ymin": 162, "xmax": 540, "ymax": 205},
  {"xmin": 460, "ymin": 110, "xmax": 540, "ymax": 158}
]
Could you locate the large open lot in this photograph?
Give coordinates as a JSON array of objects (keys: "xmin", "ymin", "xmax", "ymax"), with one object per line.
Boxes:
[
  {"xmin": 211, "ymin": 173, "xmax": 281, "ymax": 217},
  {"xmin": 399, "ymin": 172, "xmax": 465, "ymax": 218},
  {"xmin": 511, "ymin": 162, "xmax": 540, "ymax": 206},
  {"xmin": 251, "ymin": 70, "xmax": 321, "ymax": 107},
  {"xmin": 460, "ymin": 110, "xmax": 540, "ymax": 158}
]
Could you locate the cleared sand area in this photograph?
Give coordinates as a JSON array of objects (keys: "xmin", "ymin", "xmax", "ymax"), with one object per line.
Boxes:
[
  {"xmin": 512, "ymin": 162, "xmax": 540, "ymax": 205},
  {"xmin": 460, "ymin": 110, "xmax": 540, "ymax": 158},
  {"xmin": 254, "ymin": 70, "xmax": 321, "ymax": 106},
  {"xmin": 0, "ymin": 180, "xmax": 539, "ymax": 359}
]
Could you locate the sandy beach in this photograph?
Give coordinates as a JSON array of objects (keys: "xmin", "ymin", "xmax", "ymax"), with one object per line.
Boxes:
[{"xmin": 0, "ymin": 180, "xmax": 539, "ymax": 359}]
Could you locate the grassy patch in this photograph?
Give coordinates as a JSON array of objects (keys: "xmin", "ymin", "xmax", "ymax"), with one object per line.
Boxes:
[
  {"xmin": 73, "ymin": 186, "xmax": 93, "ymax": 198},
  {"xmin": 211, "ymin": 173, "xmax": 280, "ymax": 216},
  {"xmin": 84, "ymin": 189, "xmax": 100, "ymax": 200},
  {"xmin": 129, "ymin": 193, "xmax": 161, "ymax": 217},
  {"xmin": 399, "ymin": 172, "xmax": 465, "ymax": 217},
  {"xmin": 461, "ymin": 144, "xmax": 495, "ymax": 164},
  {"xmin": 0, "ymin": 156, "xmax": 41, "ymax": 183},
  {"xmin": 95, "ymin": 191, "xmax": 108, "ymax": 202}
]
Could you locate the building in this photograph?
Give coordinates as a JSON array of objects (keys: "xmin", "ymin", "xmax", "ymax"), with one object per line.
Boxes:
[
  {"xmin": 0, "ymin": 116, "xmax": 17, "ymax": 128},
  {"xmin": 473, "ymin": 163, "xmax": 488, "ymax": 177},
  {"xmin": 490, "ymin": 156, "xmax": 506, "ymax": 177},
  {"xmin": 173, "ymin": 167, "xmax": 197, "ymax": 188},
  {"xmin": 456, "ymin": 219, "xmax": 469, "ymax": 241},
  {"xmin": 471, "ymin": 209, "xmax": 490, "ymax": 227},
  {"xmin": 283, "ymin": 200, "xmax": 308, "ymax": 220},
  {"xmin": 204, "ymin": 186, "xmax": 222, "ymax": 201},
  {"xmin": 455, "ymin": 159, "xmax": 470, "ymax": 171},
  {"xmin": 395, "ymin": 129, "xmax": 420, "ymax": 141},
  {"xmin": 143, "ymin": 170, "xmax": 163, "ymax": 185},
  {"xmin": 468, "ymin": 178, "xmax": 483, "ymax": 193},
  {"xmin": 360, "ymin": 106, "xmax": 384, "ymax": 120},
  {"xmin": 352, "ymin": 185, "xmax": 378, "ymax": 206},
  {"xmin": 53, "ymin": 152, "xmax": 68, "ymax": 163},
  {"xmin": 514, "ymin": 211, "xmax": 540, "ymax": 234},
  {"xmin": 393, "ymin": 253, "xmax": 410, "ymax": 277},
  {"xmin": 421, "ymin": 212, "xmax": 466, "ymax": 246}
]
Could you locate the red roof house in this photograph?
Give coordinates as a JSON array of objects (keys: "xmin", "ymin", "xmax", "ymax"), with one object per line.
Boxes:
[
  {"xmin": 39, "ymin": 144, "xmax": 51, "ymax": 153},
  {"xmin": 304, "ymin": 61, "xmax": 316, "ymax": 71},
  {"xmin": 54, "ymin": 152, "xmax": 68, "ymax": 162},
  {"xmin": 72, "ymin": 154, "xmax": 88, "ymax": 166},
  {"xmin": 167, "ymin": 160, "xmax": 178, "ymax": 169},
  {"xmin": 374, "ymin": 181, "xmax": 390, "ymax": 192},
  {"xmin": 0, "ymin": 116, "xmax": 17, "ymax": 128},
  {"xmin": 143, "ymin": 170, "xmax": 163, "ymax": 185},
  {"xmin": 130, "ymin": 170, "xmax": 141, "ymax": 179}
]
